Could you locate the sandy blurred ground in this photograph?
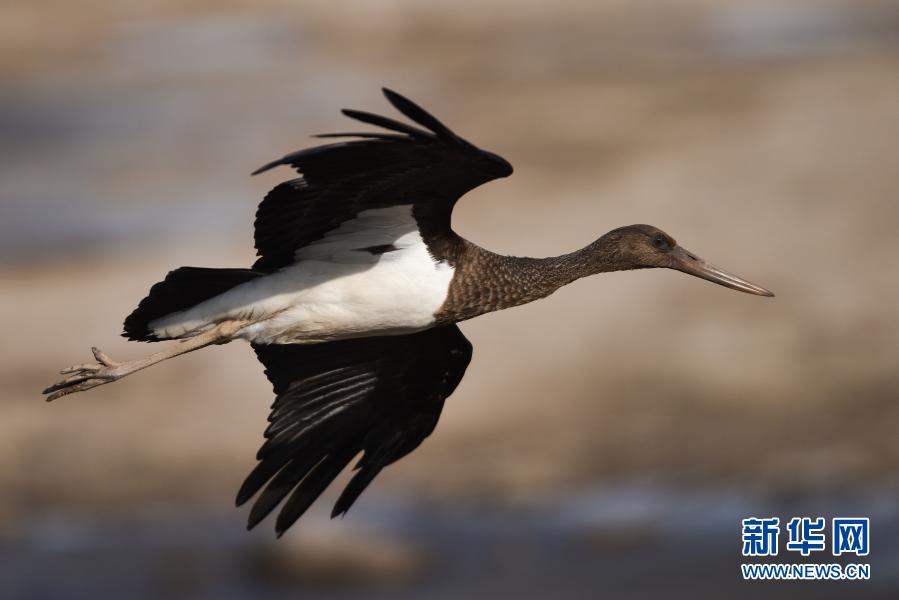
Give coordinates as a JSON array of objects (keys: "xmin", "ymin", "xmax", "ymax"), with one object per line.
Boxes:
[{"xmin": 2, "ymin": 0, "xmax": 899, "ymax": 597}]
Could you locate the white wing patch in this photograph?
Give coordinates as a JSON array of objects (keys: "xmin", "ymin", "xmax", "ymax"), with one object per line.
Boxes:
[
  {"xmin": 149, "ymin": 205, "xmax": 454, "ymax": 344},
  {"xmin": 293, "ymin": 205, "xmax": 416, "ymax": 263}
]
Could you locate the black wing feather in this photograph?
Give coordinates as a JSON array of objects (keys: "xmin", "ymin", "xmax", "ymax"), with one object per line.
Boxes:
[
  {"xmin": 382, "ymin": 87, "xmax": 458, "ymax": 140},
  {"xmin": 312, "ymin": 132, "xmax": 410, "ymax": 140},
  {"xmin": 239, "ymin": 325, "xmax": 473, "ymax": 534},
  {"xmin": 275, "ymin": 447, "xmax": 360, "ymax": 536},
  {"xmin": 331, "ymin": 429, "xmax": 403, "ymax": 518},
  {"xmin": 249, "ymin": 89, "xmax": 512, "ymax": 271},
  {"xmin": 246, "ymin": 452, "xmax": 324, "ymax": 530},
  {"xmin": 340, "ymin": 109, "xmax": 433, "ymax": 139}
]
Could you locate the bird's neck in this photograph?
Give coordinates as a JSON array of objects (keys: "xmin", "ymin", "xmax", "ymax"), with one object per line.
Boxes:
[{"xmin": 436, "ymin": 236, "xmax": 630, "ymax": 323}]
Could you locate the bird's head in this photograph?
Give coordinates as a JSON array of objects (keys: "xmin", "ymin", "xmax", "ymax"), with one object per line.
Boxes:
[{"xmin": 594, "ymin": 224, "xmax": 774, "ymax": 296}]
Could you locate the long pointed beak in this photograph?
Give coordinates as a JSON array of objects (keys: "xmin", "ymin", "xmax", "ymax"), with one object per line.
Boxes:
[{"xmin": 669, "ymin": 246, "xmax": 774, "ymax": 297}]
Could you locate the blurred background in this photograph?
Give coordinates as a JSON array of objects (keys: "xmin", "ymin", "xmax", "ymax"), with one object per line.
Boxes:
[{"xmin": 2, "ymin": 0, "xmax": 899, "ymax": 597}]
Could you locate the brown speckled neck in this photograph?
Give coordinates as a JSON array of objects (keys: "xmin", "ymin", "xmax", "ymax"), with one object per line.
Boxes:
[{"xmin": 433, "ymin": 235, "xmax": 635, "ymax": 325}]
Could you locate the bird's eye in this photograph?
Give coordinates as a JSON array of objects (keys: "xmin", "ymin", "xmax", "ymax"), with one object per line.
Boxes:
[{"xmin": 652, "ymin": 233, "xmax": 669, "ymax": 250}]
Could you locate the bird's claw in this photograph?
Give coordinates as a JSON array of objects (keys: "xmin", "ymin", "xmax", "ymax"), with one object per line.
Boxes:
[{"xmin": 43, "ymin": 347, "xmax": 124, "ymax": 401}]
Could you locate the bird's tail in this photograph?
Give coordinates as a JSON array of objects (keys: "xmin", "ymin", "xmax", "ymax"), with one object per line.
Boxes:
[{"xmin": 123, "ymin": 267, "xmax": 262, "ymax": 342}]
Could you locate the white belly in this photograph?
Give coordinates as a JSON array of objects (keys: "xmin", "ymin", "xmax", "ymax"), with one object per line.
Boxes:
[{"xmin": 148, "ymin": 206, "xmax": 454, "ymax": 344}]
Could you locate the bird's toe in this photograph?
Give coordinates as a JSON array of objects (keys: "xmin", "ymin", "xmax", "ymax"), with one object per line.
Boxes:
[{"xmin": 43, "ymin": 347, "xmax": 124, "ymax": 401}]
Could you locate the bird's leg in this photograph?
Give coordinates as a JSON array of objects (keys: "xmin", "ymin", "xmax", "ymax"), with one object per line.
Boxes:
[{"xmin": 42, "ymin": 320, "xmax": 247, "ymax": 402}]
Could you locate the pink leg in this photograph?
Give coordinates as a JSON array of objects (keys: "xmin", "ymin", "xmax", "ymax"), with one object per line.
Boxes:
[{"xmin": 43, "ymin": 320, "xmax": 247, "ymax": 401}]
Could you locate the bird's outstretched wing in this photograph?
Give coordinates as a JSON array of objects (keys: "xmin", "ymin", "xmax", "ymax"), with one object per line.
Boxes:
[
  {"xmin": 250, "ymin": 88, "xmax": 513, "ymax": 270},
  {"xmin": 237, "ymin": 325, "xmax": 473, "ymax": 535}
]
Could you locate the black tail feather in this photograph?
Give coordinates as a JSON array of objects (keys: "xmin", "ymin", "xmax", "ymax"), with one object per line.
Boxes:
[{"xmin": 122, "ymin": 267, "xmax": 261, "ymax": 341}]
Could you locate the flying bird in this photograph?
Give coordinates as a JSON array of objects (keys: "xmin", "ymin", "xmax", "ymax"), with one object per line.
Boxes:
[{"xmin": 44, "ymin": 89, "xmax": 773, "ymax": 536}]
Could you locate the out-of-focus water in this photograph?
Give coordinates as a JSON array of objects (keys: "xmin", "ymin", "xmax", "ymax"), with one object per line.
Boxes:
[{"xmin": 4, "ymin": 483, "xmax": 898, "ymax": 599}]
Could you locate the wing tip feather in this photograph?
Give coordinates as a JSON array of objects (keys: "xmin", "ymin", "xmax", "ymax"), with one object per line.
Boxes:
[
  {"xmin": 380, "ymin": 87, "xmax": 457, "ymax": 140},
  {"xmin": 251, "ymin": 160, "xmax": 280, "ymax": 176}
]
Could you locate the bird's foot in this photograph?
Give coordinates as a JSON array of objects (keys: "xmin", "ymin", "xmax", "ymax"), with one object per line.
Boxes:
[{"xmin": 43, "ymin": 347, "xmax": 127, "ymax": 401}]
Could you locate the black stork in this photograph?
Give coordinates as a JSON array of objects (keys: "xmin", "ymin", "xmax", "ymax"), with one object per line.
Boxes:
[{"xmin": 44, "ymin": 89, "xmax": 773, "ymax": 536}]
